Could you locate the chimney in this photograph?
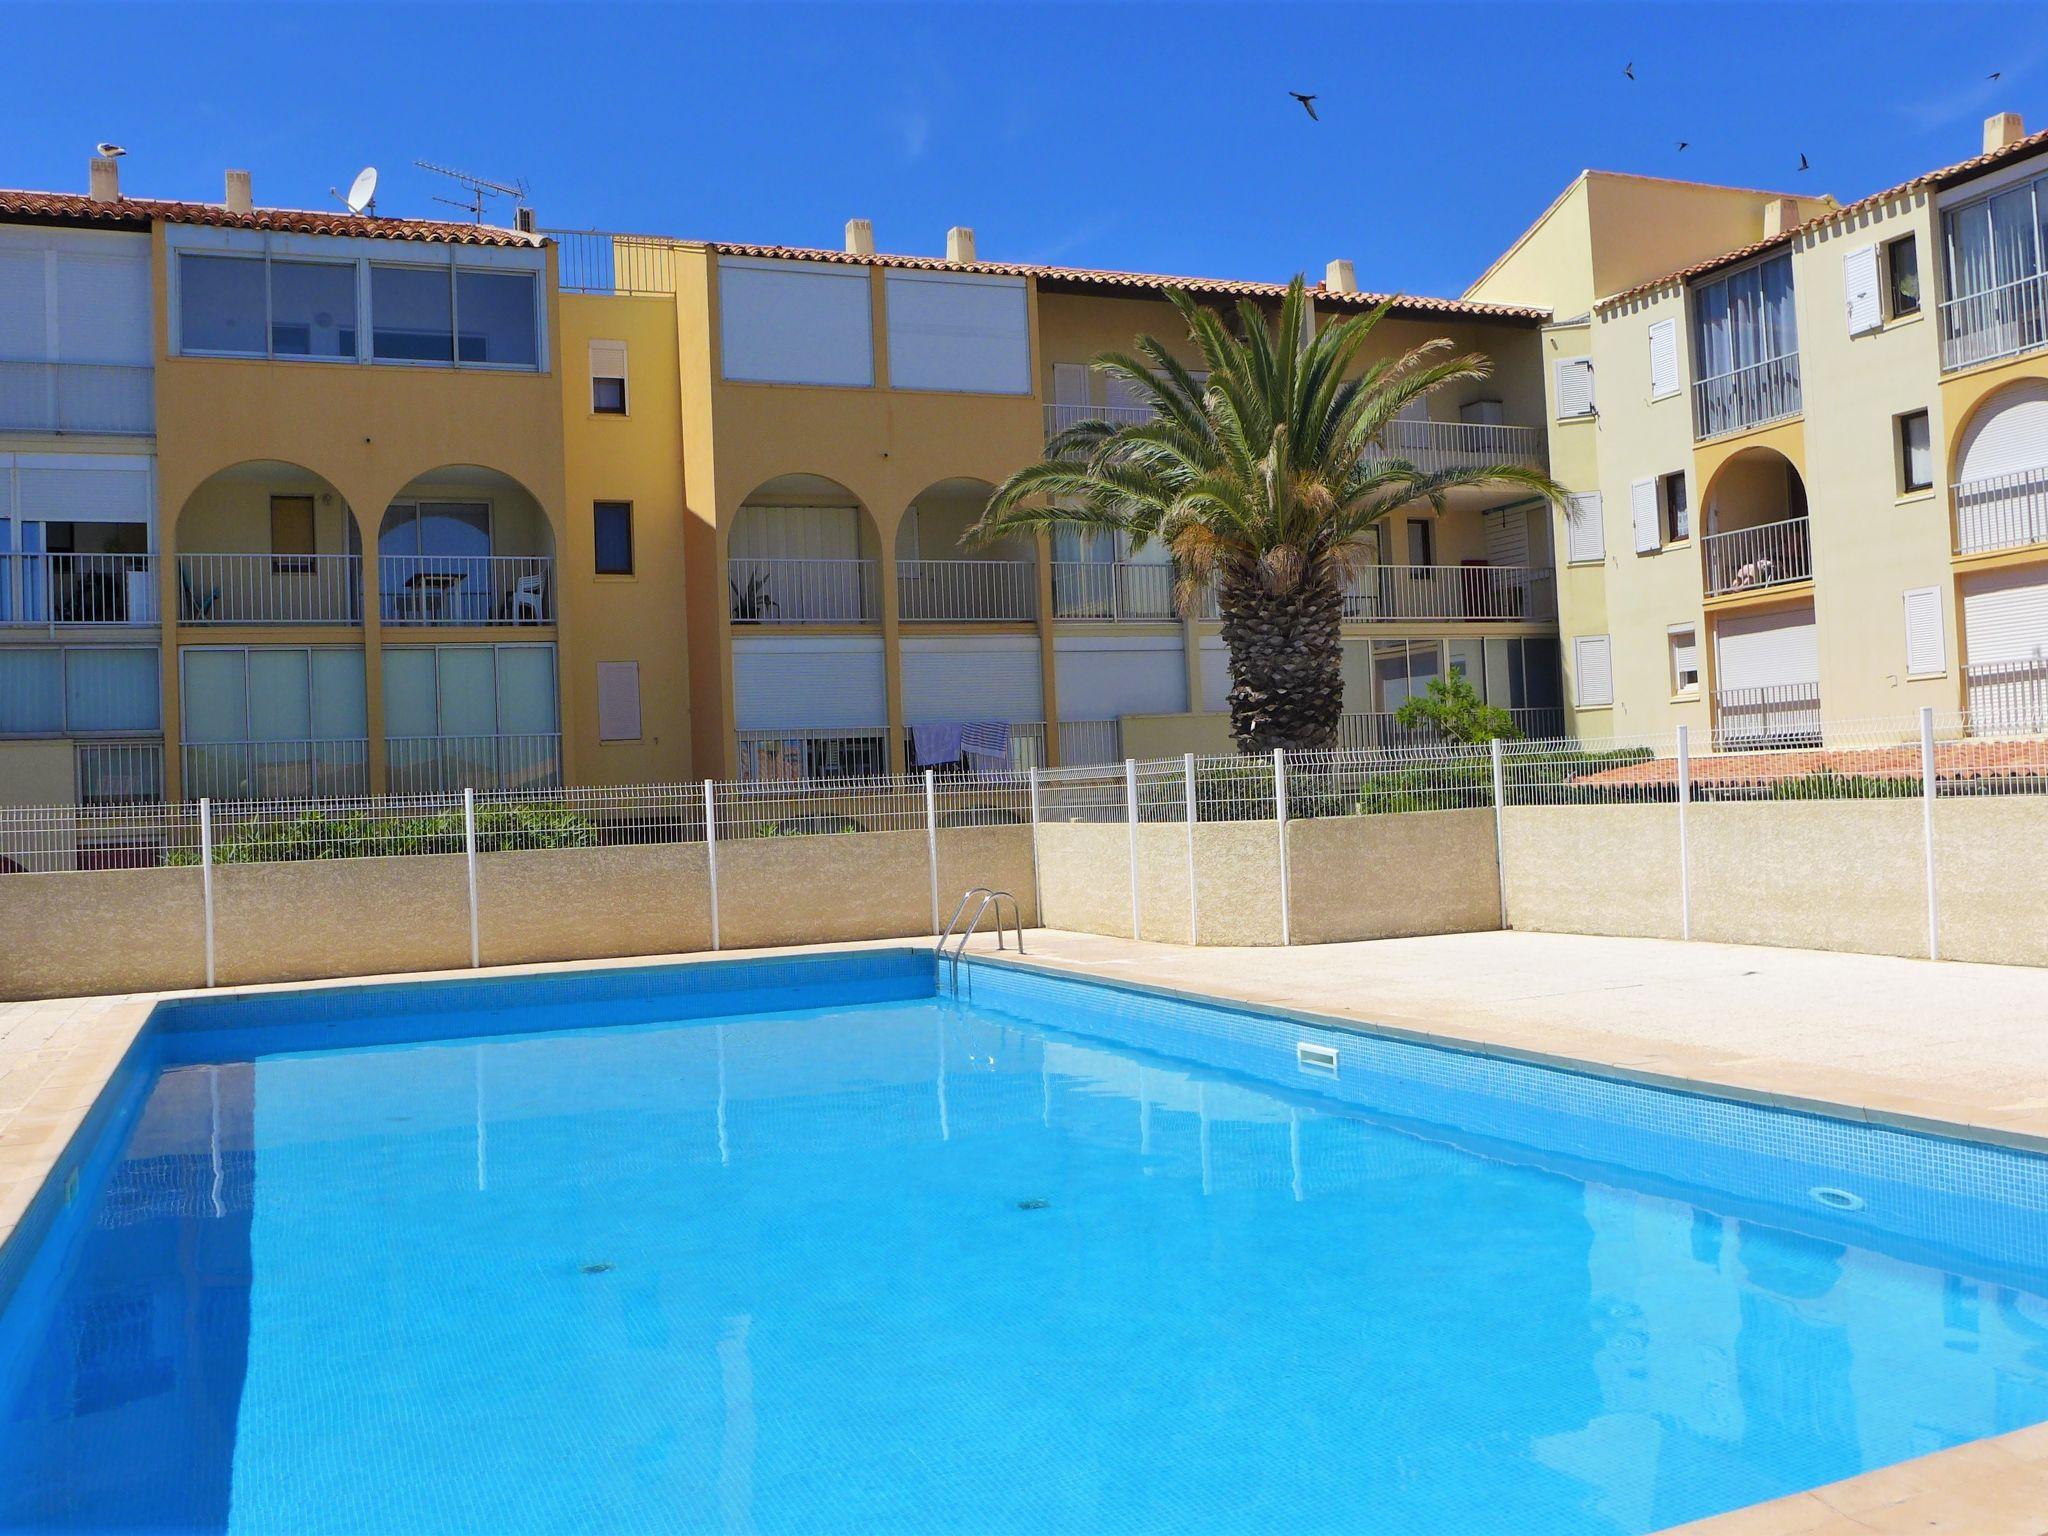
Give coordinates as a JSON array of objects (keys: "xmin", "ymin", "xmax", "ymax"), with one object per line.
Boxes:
[
  {"xmin": 88, "ymin": 156, "xmax": 121, "ymax": 203},
  {"xmin": 946, "ymin": 225, "xmax": 976, "ymax": 264},
  {"xmin": 224, "ymin": 169, "xmax": 252, "ymax": 214},
  {"xmin": 844, "ymin": 217, "xmax": 874, "ymax": 256},
  {"xmin": 1985, "ymin": 111, "xmax": 2026, "ymax": 154},
  {"xmin": 1763, "ymin": 197, "xmax": 1802, "ymax": 239},
  {"xmin": 1324, "ymin": 258, "xmax": 1357, "ymax": 295}
]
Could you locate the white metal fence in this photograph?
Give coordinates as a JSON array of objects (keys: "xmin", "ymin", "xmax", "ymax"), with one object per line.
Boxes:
[
  {"xmin": 727, "ymin": 557, "xmax": 879, "ymax": 624},
  {"xmin": 177, "ymin": 554, "xmax": 362, "ymax": 626},
  {"xmin": 896, "ymin": 559, "xmax": 1037, "ymax": 621},
  {"xmin": 1042, "ymin": 402, "xmax": 1157, "ymax": 437},
  {"xmin": 1380, "ymin": 419, "xmax": 1548, "ymax": 473},
  {"xmin": 1050, "ymin": 561, "xmax": 1176, "ymax": 621},
  {"xmin": 378, "ymin": 555, "xmax": 554, "ymax": 626}
]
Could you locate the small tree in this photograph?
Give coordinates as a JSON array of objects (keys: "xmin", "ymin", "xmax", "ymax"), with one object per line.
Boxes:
[{"xmin": 1393, "ymin": 673, "xmax": 1520, "ymax": 744}]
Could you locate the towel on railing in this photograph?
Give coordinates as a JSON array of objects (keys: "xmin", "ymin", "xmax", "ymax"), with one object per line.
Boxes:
[
  {"xmin": 961, "ymin": 721, "xmax": 1011, "ymax": 775},
  {"xmin": 910, "ymin": 721, "xmax": 965, "ymax": 769}
]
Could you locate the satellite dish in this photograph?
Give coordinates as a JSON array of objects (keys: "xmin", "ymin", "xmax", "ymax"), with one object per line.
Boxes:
[{"xmin": 345, "ymin": 167, "xmax": 378, "ymax": 215}]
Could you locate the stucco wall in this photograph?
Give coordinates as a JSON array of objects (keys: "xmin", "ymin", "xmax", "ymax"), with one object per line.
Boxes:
[
  {"xmin": 1502, "ymin": 804, "xmax": 1686, "ymax": 939},
  {"xmin": 0, "ymin": 866, "xmax": 206, "ymax": 999},
  {"xmin": 1134, "ymin": 823, "xmax": 1195, "ymax": 945},
  {"xmin": 934, "ymin": 825, "xmax": 1039, "ymax": 929},
  {"xmin": 1688, "ymin": 799, "xmax": 1928, "ymax": 957},
  {"xmin": 479, "ymin": 842, "xmax": 714, "ymax": 967},
  {"xmin": 714, "ymin": 829, "xmax": 932, "ymax": 949},
  {"xmin": 1288, "ymin": 810, "xmax": 1500, "ymax": 945},
  {"xmin": 1934, "ymin": 797, "xmax": 2048, "ymax": 967},
  {"xmin": 211, "ymin": 854, "xmax": 473, "ymax": 985},
  {"xmin": 1034, "ymin": 822, "xmax": 1133, "ymax": 938},
  {"xmin": 1192, "ymin": 820, "xmax": 1286, "ymax": 945}
]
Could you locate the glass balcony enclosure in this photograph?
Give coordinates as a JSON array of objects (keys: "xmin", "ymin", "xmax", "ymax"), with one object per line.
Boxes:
[
  {"xmin": 1941, "ymin": 169, "xmax": 2048, "ymax": 370},
  {"xmin": 1691, "ymin": 251, "xmax": 1801, "ymax": 438}
]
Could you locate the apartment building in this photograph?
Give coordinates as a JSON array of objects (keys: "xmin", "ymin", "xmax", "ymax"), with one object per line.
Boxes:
[{"xmin": 1473, "ymin": 113, "xmax": 2048, "ymax": 744}]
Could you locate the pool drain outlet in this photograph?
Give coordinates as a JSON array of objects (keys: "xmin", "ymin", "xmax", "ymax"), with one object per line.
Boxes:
[{"xmin": 1808, "ymin": 1186, "xmax": 1865, "ymax": 1212}]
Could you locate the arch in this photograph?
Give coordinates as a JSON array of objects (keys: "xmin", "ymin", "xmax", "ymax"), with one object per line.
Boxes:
[
  {"xmin": 1699, "ymin": 445, "xmax": 1807, "ymax": 538},
  {"xmin": 378, "ymin": 464, "xmax": 557, "ymax": 627},
  {"xmin": 1952, "ymin": 375, "xmax": 2048, "ymax": 486},
  {"xmin": 895, "ymin": 476, "xmax": 1037, "ymax": 624},
  {"xmin": 171, "ymin": 459, "xmax": 361, "ymax": 625},
  {"xmin": 728, "ymin": 473, "xmax": 883, "ymax": 625}
]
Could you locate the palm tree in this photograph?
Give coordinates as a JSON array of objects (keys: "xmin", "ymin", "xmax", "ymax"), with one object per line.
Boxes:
[{"xmin": 973, "ymin": 277, "xmax": 1566, "ymax": 754}]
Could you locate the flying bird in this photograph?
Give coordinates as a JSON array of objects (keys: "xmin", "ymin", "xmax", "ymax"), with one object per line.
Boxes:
[
  {"xmin": 1677, "ymin": 141, "xmax": 1690, "ymax": 152},
  {"xmin": 1624, "ymin": 61, "xmax": 1635, "ymax": 80},
  {"xmin": 1990, "ymin": 71, "xmax": 2002, "ymax": 81},
  {"xmin": 1799, "ymin": 152, "xmax": 1810, "ymax": 171},
  {"xmin": 95, "ymin": 142, "xmax": 127, "ymax": 159},
  {"xmin": 1290, "ymin": 92, "xmax": 1319, "ymax": 121}
]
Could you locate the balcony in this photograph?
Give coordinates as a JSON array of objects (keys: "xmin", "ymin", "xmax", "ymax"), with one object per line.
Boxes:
[
  {"xmin": 182, "ymin": 738, "xmax": 370, "ymax": 801},
  {"xmin": 1337, "ymin": 707, "xmax": 1567, "ymax": 752},
  {"xmin": 896, "ymin": 559, "xmax": 1036, "ymax": 622},
  {"xmin": 177, "ymin": 553, "xmax": 363, "ymax": 626},
  {"xmin": 385, "ymin": 733, "xmax": 564, "ymax": 794},
  {"xmin": 735, "ymin": 727, "xmax": 890, "ymax": 781},
  {"xmin": 75, "ymin": 740, "xmax": 165, "ymax": 804},
  {"xmin": 1952, "ymin": 468, "xmax": 2048, "ymax": 556},
  {"xmin": 0, "ymin": 362, "xmax": 153, "ymax": 435},
  {"xmin": 1712, "ymin": 683, "xmax": 1821, "ymax": 748},
  {"xmin": 0, "ymin": 553, "xmax": 159, "ymax": 626},
  {"xmin": 1703, "ymin": 517, "xmax": 1812, "ymax": 598},
  {"xmin": 1043, "ymin": 403, "xmax": 1157, "ymax": 439},
  {"xmin": 1380, "ymin": 419, "xmax": 1548, "ymax": 473},
  {"xmin": 1940, "ymin": 271, "xmax": 2048, "ymax": 373},
  {"xmin": 728, "ymin": 557, "xmax": 879, "ymax": 625},
  {"xmin": 378, "ymin": 555, "xmax": 554, "ymax": 626},
  {"xmin": 1051, "ymin": 560, "xmax": 1177, "ymax": 622},
  {"xmin": 1693, "ymin": 355, "xmax": 1801, "ymax": 440},
  {"xmin": 1964, "ymin": 658, "xmax": 2048, "ymax": 733},
  {"xmin": 1338, "ymin": 565, "xmax": 1556, "ymax": 624}
]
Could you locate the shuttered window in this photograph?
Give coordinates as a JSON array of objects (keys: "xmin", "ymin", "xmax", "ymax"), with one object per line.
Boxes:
[
  {"xmin": 886, "ymin": 270, "xmax": 1030, "ymax": 395},
  {"xmin": 1903, "ymin": 587, "xmax": 1946, "ymax": 676},
  {"xmin": 589, "ymin": 339, "xmax": 627, "ymax": 413},
  {"xmin": 1647, "ymin": 319, "xmax": 1679, "ymax": 400},
  {"xmin": 731, "ymin": 637, "xmax": 885, "ymax": 729},
  {"xmin": 1565, "ymin": 492, "xmax": 1605, "ymax": 564},
  {"xmin": 719, "ymin": 258, "xmax": 873, "ymax": 386},
  {"xmin": 1555, "ymin": 357, "xmax": 1596, "ymax": 418},
  {"xmin": 901, "ymin": 637, "xmax": 1044, "ymax": 723},
  {"xmin": 1053, "ymin": 635, "xmax": 1186, "ymax": 719},
  {"xmin": 1668, "ymin": 627, "xmax": 1700, "ymax": 693},
  {"xmin": 595, "ymin": 661, "xmax": 642, "ymax": 741},
  {"xmin": 1715, "ymin": 606, "xmax": 1820, "ymax": 691},
  {"xmin": 1630, "ymin": 478, "xmax": 1661, "ymax": 554},
  {"xmin": 1843, "ymin": 244, "xmax": 1882, "ymax": 335},
  {"xmin": 1572, "ymin": 635, "xmax": 1614, "ymax": 708},
  {"xmin": 1961, "ymin": 568, "xmax": 2048, "ymax": 665}
]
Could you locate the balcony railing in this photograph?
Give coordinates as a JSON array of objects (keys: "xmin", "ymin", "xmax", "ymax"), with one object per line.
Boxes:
[
  {"xmin": 1712, "ymin": 683, "xmax": 1822, "ymax": 748},
  {"xmin": 896, "ymin": 559, "xmax": 1037, "ymax": 622},
  {"xmin": 1702, "ymin": 517, "xmax": 1812, "ymax": 597},
  {"xmin": 1338, "ymin": 707, "xmax": 1567, "ymax": 752},
  {"xmin": 1692, "ymin": 354, "xmax": 1802, "ymax": 439},
  {"xmin": 76, "ymin": 740, "xmax": 165, "ymax": 804},
  {"xmin": 177, "ymin": 553, "xmax": 362, "ymax": 626},
  {"xmin": 1051, "ymin": 560, "xmax": 1176, "ymax": 621},
  {"xmin": 1380, "ymin": 419, "xmax": 1548, "ymax": 473},
  {"xmin": 1952, "ymin": 467, "xmax": 2048, "ymax": 556},
  {"xmin": 379, "ymin": 555, "xmax": 554, "ymax": 626},
  {"xmin": 1940, "ymin": 271, "xmax": 2048, "ymax": 372},
  {"xmin": 1057, "ymin": 719, "xmax": 1124, "ymax": 766},
  {"xmin": 542, "ymin": 229, "xmax": 680, "ymax": 297},
  {"xmin": 0, "ymin": 361, "xmax": 153, "ymax": 435},
  {"xmin": 1337, "ymin": 565, "xmax": 1557, "ymax": 623},
  {"xmin": 905, "ymin": 721, "xmax": 1049, "ymax": 774},
  {"xmin": 1964, "ymin": 658, "xmax": 2048, "ymax": 734},
  {"xmin": 385, "ymin": 734, "xmax": 564, "ymax": 794},
  {"xmin": 735, "ymin": 727, "xmax": 890, "ymax": 781},
  {"xmin": 728, "ymin": 557, "xmax": 879, "ymax": 625},
  {"xmin": 0, "ymin": 553, "xmax": 159, "ymax": 626},
  {"xmin": 182, "ymin": 739, "xmax": 370, "ymax": 801},
  {"xmin": 1043, "ymin": 402, "xmax": 1158, "ymax": 438}
]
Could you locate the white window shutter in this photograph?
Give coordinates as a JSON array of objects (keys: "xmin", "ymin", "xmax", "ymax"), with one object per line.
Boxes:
[
  {"xmin": 1647, "ymin": 319, "xmax": 1678, "ymax": 399},
  {"xmin": 1556, "ymin": 357, "xmax": 1595, "ymax": 418},
  {"xmin": 1670, "ymin": 627, "xmax": 1699, "ymax": 688},
  {"xmin": 1573, "ymin": 635, "xmax": 1615, "ymax": 708},
  {"xmin": 1844, "ymin": 245, "xmax": 1882, "ymax": 335},
  {"xmin": 1903, "ymin": 587, "xmax": 1946, "ymax": 676},
  {"xmin": 1565, "ymin": 491, "xmax": 1606, "ymax": 563},
  {"xmin": 589, "ymin": 338, "xmax": 627, "ymax": 380},
  {"xmin": 1630, "ymin": 478, "xmax": 1661, "ymax": 554}
]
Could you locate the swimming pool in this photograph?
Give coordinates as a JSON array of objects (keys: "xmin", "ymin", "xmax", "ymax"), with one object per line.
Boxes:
[{"xmin": 3, "ymin": 948, "xmax": 2047, "ymax": 1534}]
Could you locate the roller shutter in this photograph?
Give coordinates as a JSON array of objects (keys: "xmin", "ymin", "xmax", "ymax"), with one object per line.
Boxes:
[
  {"xmin": 901, "ymin": 637, "xmax": 1043, "ymax": 723},
  {"xmin": 732, "ymin": 636, "xmax": 886, "ymax": 728}
]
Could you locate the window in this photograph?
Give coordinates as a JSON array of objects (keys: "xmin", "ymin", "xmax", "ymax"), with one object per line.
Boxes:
[
  {"xmin": 719, "ymin": 257, "xmax": 873, "ymax": 386},
  {"xmin": 1371, "ymin": 638, "xmax": 1442, "ymax": 711},
  {"xmin": 1630, "ymin": 480, "xmax": 1661, "ymax": 555},
  {"xmin": 269, "ymin": 261, "xmax": 356, "ymax": 357},
  {"xmin": 1406, "ymin": 517, "xmax": 1435, "ymax": 567},
  {"xmin": 594, "ymin": 502, "xmax": 634, "ymax": 575},
  {"xmin": 372, "ymin": 265, "xmax": 454, "ymax": 362},
  {"xmin": 1661, "ymin": 472, "xmax": 1690, "ymax": 542},
  {"xmin": 1565, "ymin": 492, "xmax": 1605, "ymax": 564},
  {"xmin": 1691, "ymin": 250, "xmax": 1800, "ymax": 435},
  {"xmin": 0, "ymin": 646, "xmax": 158, "ymax": 735},
  {"xmin": 269, "ymin": 495, "xmax": 315, "ymax": 574},
  {"xmin": 884, "ymin": 270, "xmax": 1030, "ymax": 394},
  {"xmin": 180, "ymin": 646, "xmax": 363, "ymax": 745},
  {"xmin": 1885, "ymin": 235, "xmax": 1921, "ymax": 319},
  {"xmin": 1903, "ymin": 587, "xmax": 1945, "ymax": 676},
  {"xmin": 382, "ymin": 643, "xmax": 557, "ymax": 741},
  {"xmin": 455, "ymin": 269, "xmax": 538, "ymax": 367},
  {"xmin": 178, "ymin": 255, "xmax": 267, "ymax": 355},
  {"xmin": 1669, "ymin": 626, "xmax": 1700, "ymax": 694},
  {"xmin": 590, "ymin": 339, "xmax": 628, "ymax": 414},
  {"xmin": 1555, "ymin": 357, "xmax": 1595, "ymax": 418},
  {"xmin": 596, "ymin": 660, "xmax": 642, "ymax": 741},
  {"xmin": 1648, "ymin": 318, "xmax": 1679, "ymax": 400},
  {"xmin": 1898, "ymin": 410, "xmax": 1933, "ymax": 493},
  {"xmin": 1572, "ymin": 634, "xmax": 1614, "ymax": 708}
]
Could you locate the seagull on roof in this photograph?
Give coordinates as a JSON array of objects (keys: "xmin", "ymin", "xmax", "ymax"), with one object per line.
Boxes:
[
  {"xmin": 1799, "ymin": 152, "xmax": 1810, "ymax": 171},
  {"xmin": 1290, "ymin": 92, "xmax": 1319, "ymax": 121},
  {"xmin": 1624, "ymin": 61, "xmax": 1635, "ymax": 80},
  {"xmin": 95, "ymin": 142, "xmax": 127, "ymax": 159}
]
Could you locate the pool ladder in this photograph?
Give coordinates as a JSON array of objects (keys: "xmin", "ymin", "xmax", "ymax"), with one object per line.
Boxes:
[{"xmin": 937, "ymin": 887, "xmax": 1025, "ymax": 992}]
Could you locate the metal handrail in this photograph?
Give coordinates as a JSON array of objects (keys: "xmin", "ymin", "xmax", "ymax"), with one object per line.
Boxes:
[{"xmin": 936, "ymin": 886, "xmax": 1025, "ymax": 990}]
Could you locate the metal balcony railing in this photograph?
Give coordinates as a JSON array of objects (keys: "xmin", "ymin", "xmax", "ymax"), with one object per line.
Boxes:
[
  {"xmin": 379, "ymin": 555, "xmax": 554, "ymax": 626},
  {"xmin": 728, "ymin": 557, "xmax": 879, "ymax": 625},
  {"xmin": 735, "ymin": 727, "xmax": 890, "ymax": 781},
  {"xmin": 896, "ymin": 559, "xmax": 1037, "ymax": 622},
  {"xmin": 1042, "ymin": 402, "xmax": 1158, "ymax": 437},
  {"xmin": 1379, "ymin": 419, "xmax": 1548, "ymax": 473},
  {"xmin": 1337, "ymin": 564, "xmax": 1557, "ymax": 623},
  {"xmin": 385, "ymin": 734, "xmax": 564, "ymax": 794},
  {"xmin": 1940, "ymin": 270, "xmax": 2048, "ymax": 372},
  {"xmin": 75, "ymin": 740, "xmax": 166, "ymax": 804},
  {"xmin": 0, "ymin": 361, "xmax": 153, "ymax": 435},
  {"xmin": 177, "ymin": 554, "xmax": 363, "ymax": 626},
  {"xmin": 1057, "ymin": 720, "xmax": 1124, "ymax": 766},
  {"xmin": 0, "ymin": 553, "xmax": 159, "ymax": 626},
  {"xmin": 542, "ymin": 230, "xmax": 681, "ymax": 297},
  {"xmin": 1702, "ymin": 517, "xmax": 1812, "ymax": 597},
  {"xmin": 1964, "ymin": 658, "xmax": 2048, "ymax": 734},
  {"xmin": 1336, "ymin": 707, "xmax": 1567, "ymax": 751},
  {"xmin": 1692, "ymin": 353, "xmax": 1802, "ymax": 439},
  {"xmin": 1952, "ymin": 467, "xmax": 2048, "ymax": 556},
  {"xmin": 1050, "ymin": 561, "xmax": 1176, "ymax": 621},
  {"xmin": 182, "ymin": 739, "xmax": 370, "ymax": 801},
  {"xmin": 1712, "ymin": 683, "xmax": 1822, "ymax": 748}
]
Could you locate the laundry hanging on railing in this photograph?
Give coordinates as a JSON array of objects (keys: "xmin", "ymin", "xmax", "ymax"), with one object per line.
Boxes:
[
  {"xmin": 961, "ymin": 721, "xmax": 1012, "ymax": 775},
  {"xmin": 910, "ymin": 721, "xmax": 965, "ymax": 769}
]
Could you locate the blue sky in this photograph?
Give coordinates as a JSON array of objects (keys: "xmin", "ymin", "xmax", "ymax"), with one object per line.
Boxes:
[{"xmin": 8, "ymin": 2, "xmax": 2043, "ymax": 297}]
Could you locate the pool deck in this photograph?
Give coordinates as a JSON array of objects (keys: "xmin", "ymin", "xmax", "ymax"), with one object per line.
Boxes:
[{"xmin": 7, "ymin": 928, "xmax": 2048, "ymax": 1534}]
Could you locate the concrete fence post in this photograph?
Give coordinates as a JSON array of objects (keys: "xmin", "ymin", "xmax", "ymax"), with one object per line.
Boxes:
[
  {"xmin": 463, "ymin": 787, "xmax": 481, "ymax": 968},
  {"xmin": 1920, "ymin": 705, "xmax": 1940, "ymax": 961},
  {"xmin": 703, "ymin": 780, "xmax": 721, "ymax": 952},
  {"xmin": 1183, "ymin": 751, "xmax": 1199, "ymax": 946},
  {"xmin": 1675, "ymin": 725, "xmax": 1693, "ymax": 942},
  {"xmin": 1489, "ymin": 737, "xmax": 1508, "ymax": 930},
  {"xmin": 924, "ymin": 768, "xmax": 941, "ymax": 937},
  {"xmin": 1124, "ymin": 758, "xmax": 1141, "ymax": 941},
  {"xmin": 199, "ymin": 797, "xmax": 216, "ymax": 988},
  {"xmin": 1273, "ymin": 747, "xmax": 1292, "ymax": 947}
]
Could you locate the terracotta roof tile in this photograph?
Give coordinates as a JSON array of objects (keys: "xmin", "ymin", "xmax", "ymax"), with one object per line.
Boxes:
[
  {"xmin": 1573, "ymin": 738, "xmax": 2048, "ymax": 790},
  {"xmin": 1599, "ymin": 123, "xmax": 2048, "ymax": 308},
  {"xmin": 706, "ymin": 240, "xmax": 1550, "ymax": 321},
  {"xmin": 0, "ymin": 188, "xmax": 540, "ymax": 247}
]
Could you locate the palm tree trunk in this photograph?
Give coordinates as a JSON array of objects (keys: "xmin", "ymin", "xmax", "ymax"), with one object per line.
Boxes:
[{"xmin": 1216, "ymin": 569, "xmax": 1345, "ymax": 753}]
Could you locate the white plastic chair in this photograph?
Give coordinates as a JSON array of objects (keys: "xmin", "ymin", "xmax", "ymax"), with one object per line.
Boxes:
[{"xmin": 512, "ymin": 573, "xmax": 548, "ymax": 624}]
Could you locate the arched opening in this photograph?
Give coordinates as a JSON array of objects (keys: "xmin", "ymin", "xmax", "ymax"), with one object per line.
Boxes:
[
  {"xmin": 379, "ymin": 465, "xmax": 555, "ymax": 627},
  {"xmin": 1700, "ymin": 447, "xmax": 1810, "ymax": 597},
  {"xmin": 1952, "ymin": 377, "xmax": 2048, "ymax": 557},
  {"xmin": 727, "ymin": 475, "xmax": 881, "ymax": 626},
  {"xmin": 174, "ymin": 459, "xmax": 360, "ymax": 625},
  {"xmin": 894, "ymin": 477, "xmax": 1036, "ymax": 622}
]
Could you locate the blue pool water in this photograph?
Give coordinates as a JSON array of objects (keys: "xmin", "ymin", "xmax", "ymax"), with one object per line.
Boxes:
[{"xmin": 5, "ymin": 951, "xmax": 2048, "ymax": 1535}]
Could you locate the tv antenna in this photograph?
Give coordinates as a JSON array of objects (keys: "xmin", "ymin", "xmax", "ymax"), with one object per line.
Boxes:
[
  {"xmin": 414, "ymin": 159, "xmax": 528, "ymax": 224},
  {"xmin": 329, "ymin": 166, "xmax": 379, "ymax": 216}
]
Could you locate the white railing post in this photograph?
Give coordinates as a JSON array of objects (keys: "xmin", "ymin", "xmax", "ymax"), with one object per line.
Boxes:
[
  {"xmin": 1920, "ymin": 706, "xmax": 1940, "ymax": 961},
  {"xmin": 1273, "ymin": 747, "xmax": 1292, "ymax": 947},
  {"xmin": 1124, "ymin": 758, "xmax": 1141, "ymax": 941},
  {"xmin": 924, "ymin": 768, "xmax": 941, "ymax": 937},
  {"xmin": 1675, "ymin": 725, "xmax": 1693, "ymax": 942},
  {"xmin": 1490, "ymin": 736, "xmax": 1508, "ymax": 930},
  {"xmin": 1026, "ymin": 765, "xmax": 1042, "ymax": 914},
  {"xmin": 199, "ymin": 797, "xmax": 216, "ymax": 988},
  {"xmin": 463, "ymin": 787, "xmax": 481, "ymax": 968},
  {"xmin": 703, "ymin": 779, "xmax": 721, "ymax": 952},
  {"xmin": 1183, "ymin": 751, "xmax": 1199, "ymax": 945}
]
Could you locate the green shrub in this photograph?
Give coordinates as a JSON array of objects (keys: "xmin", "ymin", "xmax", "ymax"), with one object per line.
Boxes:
[
  {"xmin": 169, "ymin": 803, "xmax": 597, "ymax": 863},
  {"xmin": 1392, "ymin": 674, "xmax": 1521, "ymax": 744},
  {"xmin": 1762, "ymin": 769, "xmax": 1921, "ymax": 801},
  {"xmin": 1352, "ymin": 763, "xmax": 1494, "ymax": 815}
]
